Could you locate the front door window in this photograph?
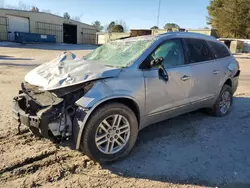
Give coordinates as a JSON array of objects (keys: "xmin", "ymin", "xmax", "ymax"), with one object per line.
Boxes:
[{"xmin": 146, "ymin": 39, "xmax": 185, "ymax": 68}]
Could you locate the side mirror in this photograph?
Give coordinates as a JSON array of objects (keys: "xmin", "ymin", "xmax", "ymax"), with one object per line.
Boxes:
[
  {"xmin": 150, "ymin": 57, "xmax": 168, "ymax": 82},
  {"xmin": 150, "ymin": 57, "xmax": 164, "ymax": 67}
]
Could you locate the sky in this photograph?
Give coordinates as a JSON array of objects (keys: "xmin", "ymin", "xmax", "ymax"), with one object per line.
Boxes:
[{"xmin": 4, "ymin": 0, "xmax": 211, "ymax": 30}]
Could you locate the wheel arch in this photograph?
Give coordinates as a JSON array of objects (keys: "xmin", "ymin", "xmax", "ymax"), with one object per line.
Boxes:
[
  {"xmin": 217, "ymin": 77, "xmax": 233, "ymax": 96},
  {"xmin": 224, "ymin": 78, "xmax": 232, "ymax": 87},
  {"xmin": 75, "ymin": 96, "xmax": 140, "ymax": 150}
]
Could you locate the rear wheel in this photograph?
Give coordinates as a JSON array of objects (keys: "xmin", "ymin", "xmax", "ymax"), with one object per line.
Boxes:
[
  {"xmin": 209, "ymin": 85, "xmax": 233, "ymax": 117},
  {"xmin": 81, "ymin": 102, "xmax": 138, "ymax": 163}
]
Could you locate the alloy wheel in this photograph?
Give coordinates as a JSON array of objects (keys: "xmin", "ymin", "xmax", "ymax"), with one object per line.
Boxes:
[{"xmin": 95, "ymin": 114, "xmax": 130, "ymax": 154}]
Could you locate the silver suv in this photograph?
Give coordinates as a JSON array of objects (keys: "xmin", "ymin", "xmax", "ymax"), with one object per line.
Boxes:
[{"xmin": 13, "ymin": 32, "xmax": 240, "ymax": 162}]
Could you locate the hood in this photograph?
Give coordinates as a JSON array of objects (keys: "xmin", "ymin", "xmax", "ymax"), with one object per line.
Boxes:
[{"xmin": 24, "ymin": 52, "xmax": 121, "ymax": 90}]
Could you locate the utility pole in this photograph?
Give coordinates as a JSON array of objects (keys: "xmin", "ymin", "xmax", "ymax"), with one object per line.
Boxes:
[{"xmin": 157, "ymin": 0, "xmax": 161, "ymax": 27}]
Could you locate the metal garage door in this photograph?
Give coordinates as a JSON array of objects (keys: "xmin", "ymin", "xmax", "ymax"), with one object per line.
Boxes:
[
  {"xmin": 0, "ymin": 17, "xmax": 8, "ymax": 41},
  {"xmin": 81, "ymin": 28, "xmax": 96, "ymax": 44},
  {"xmin": 7, "ymin": 15, "xmax": 29, "ymax": 41}
]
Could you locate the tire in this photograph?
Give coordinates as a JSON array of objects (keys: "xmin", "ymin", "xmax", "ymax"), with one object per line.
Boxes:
[
  {"xmin": 209, "ymin": 85, "xmax": 233, "ymax": 117},
  {"xmin": 81, "ymin": 102, "xmax": 138, "ymax": 163}
]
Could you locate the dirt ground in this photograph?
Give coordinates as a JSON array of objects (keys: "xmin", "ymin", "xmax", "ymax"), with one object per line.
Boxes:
[{"xmin": 0, "ymin": 43, "xmax": 250, "ymax": 188}]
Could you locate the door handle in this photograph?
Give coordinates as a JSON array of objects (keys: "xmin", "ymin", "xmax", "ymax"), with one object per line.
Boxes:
[
  {"xmin": 181, "ymin": 75, "xmax": 190, "ymax": 81},
  {"xmin": 213, "ymin": 70, "xmax": 219, "ymax": 75}
]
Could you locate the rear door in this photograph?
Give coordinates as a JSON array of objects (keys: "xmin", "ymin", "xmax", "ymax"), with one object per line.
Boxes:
[
  {"xmin": 207, "ymin": 41, "xmax": 233, "ymax": 90},
  {"xmin": 182, "ymin": 38, "xmax": 218, "ymax": 103}
]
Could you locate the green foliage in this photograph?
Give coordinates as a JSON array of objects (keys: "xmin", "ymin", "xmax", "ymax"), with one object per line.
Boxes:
[
  {"xmin": 151, "ymin": 26, "xmax": 159, "ymax": 29},
  {"xmin": 63, "ymin": 12, "xmax": 70, "ymax": 19},
  {"xmin": 107, "ymin": 21, "xmax": 116, "ymax": 32},
  {"xmin": 207, "ymin": 0, "xmax": 250, "ymax": 38},
  {"xmin": 111, "ymin": 25, "xmax": 124, "ymax": 33},
  {"xmin": 31, "ymin": 6, "xmax": 39, "ymax": 12},
  {"xmin": 164, "ymin": 23, "xmax": 180, "ymax": 30},
  {"xmin": 106, "ymin": 21, "xmax": 128, "ymax": 32},
  {"xmin": 92, "ymin": 21, "xmax": 104, "ymax": 32}
]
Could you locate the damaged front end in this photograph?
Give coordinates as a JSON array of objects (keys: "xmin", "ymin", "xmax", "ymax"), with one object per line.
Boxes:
[{"xmin": 12, "ymin": 81, "xmax": 94, "ymax": 141}]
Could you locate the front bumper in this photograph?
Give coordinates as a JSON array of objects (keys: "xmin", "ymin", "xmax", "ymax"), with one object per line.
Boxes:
[
  {"xmin": 12, "ymin": 94, "xmax": 51, "ymax": 137},
  {"xmin": 13, "ymin": 96, "xmax": 40, "ymax": 129}
]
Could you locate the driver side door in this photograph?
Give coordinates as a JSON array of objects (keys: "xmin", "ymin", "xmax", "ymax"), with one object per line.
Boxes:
[{"xmin": 142, "ymin": 38, "xmax": 194, "ymax": 126}]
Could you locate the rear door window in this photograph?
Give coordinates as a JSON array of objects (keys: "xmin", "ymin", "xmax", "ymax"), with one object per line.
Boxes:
[
  {"xmin": 184, "ymin": 38, "xmax": 214, "ymax": 64},
  {"xmin": 207, "ymin": 41, "xmax": 231, "ymax": 59}
]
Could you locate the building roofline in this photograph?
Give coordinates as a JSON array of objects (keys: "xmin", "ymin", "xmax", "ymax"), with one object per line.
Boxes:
[{"xmin": 0, "ymin": 8, "xmax": 95, "ymax": 28}]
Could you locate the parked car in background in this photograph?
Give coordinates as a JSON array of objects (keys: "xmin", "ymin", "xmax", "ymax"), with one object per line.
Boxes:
[{"xmin": 13, "ymin": 32, "xmax": 240, "ymax": 163}]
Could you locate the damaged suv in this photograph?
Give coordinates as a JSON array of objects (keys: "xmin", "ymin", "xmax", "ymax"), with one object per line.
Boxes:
[{"xmin": 13, "ymin": 32, "xmax": 240, "ymax": 162}]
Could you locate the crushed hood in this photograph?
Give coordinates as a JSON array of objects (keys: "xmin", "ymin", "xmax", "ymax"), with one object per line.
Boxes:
[{"xmin": 24, "ymin": 52, "xmax": 121, "ymax": 90}]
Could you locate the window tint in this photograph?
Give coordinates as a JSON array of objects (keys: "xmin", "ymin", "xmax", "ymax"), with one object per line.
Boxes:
[
  {"xmin": 207, "ymin": 41, "xmax": 231, "ymax": 59},
  {"xmin": 184, "ymin": 39, "xmax": 214, "ymax": 63},
  {"xmin": 146, "ymin": 39, "xmax": 185, "ymax": 68}
]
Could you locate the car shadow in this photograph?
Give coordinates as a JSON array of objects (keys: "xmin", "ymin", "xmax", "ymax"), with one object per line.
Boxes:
[
  {"xmin": 101, "ymin": 96, "xmax": 250, "ymax": 187},
  {"xmin": 0, "ymin": 55, "xmax": 33, "ymax": 61},
  {"xmin": 236, "ymin": 56, "xmax": 250, "ymax": 60},
  {"xmin": 0, "ymin": 63, "xmax": 39, "ymax": 67},
  {"xmin": 0, "ymin": 43, "xmax": 98, "ymax": 51}
]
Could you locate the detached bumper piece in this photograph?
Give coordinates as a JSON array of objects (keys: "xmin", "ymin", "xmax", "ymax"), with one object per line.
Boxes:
[
  {"xmin": 12, "ymin": 94, "xmax": 53, "ymax": 137},
  {"xmin": 13, "ymin": 97, "xmax": 40, "ymax": 128}
]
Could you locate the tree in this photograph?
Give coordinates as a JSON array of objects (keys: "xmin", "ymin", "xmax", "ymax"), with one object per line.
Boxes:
[
  {"xmin": 111, "ymin": 25, "xmax": 124, "ymax": 32},
  {"xmin": 31, "ymin": 6, "xmax": 39, "ymax": 12},
  {"xmin": 72, "ymin": 16, "xmax": 81, "ymax": 22},
  {"xmin": 151, "ymin": 26, "xmax": 159, "ymax": 29},
  {"xmin": 106, "ymin": 20, "xmax": 128, "ymax": 32},
  {"xmin": 115, "ymin": 20, "xmax": 128, "ymax": 31},
  {"xmin": 107, "ymin": 21, "xmax": 115, "ymax": 32},
  {"xmin": 18, "ymin": 1, "xmax": 30, "ymax": 10},
  {"xmin": 0, "ymin": 0, "xmax": 4, "ymax": 8},
  {"xmin": 207, "ymin": 0, "xmax": 250, "ymax": 38},
  {"xmin": 63, "ymin": 12, "xmax": 70, "ymax": 19},
  {"xmin": 92, "ymin": 21, "xmax": 104, "ymax": 32},
  {"xmin": 42, "ymin": 9, "xmax": 52, "ymax": 14},
  {"xmin": 164, "ymin": 23, "xmax": 180, "ymax": 30}
]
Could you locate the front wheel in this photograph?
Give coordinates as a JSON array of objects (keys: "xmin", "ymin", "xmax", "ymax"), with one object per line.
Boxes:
[
  {"xmin": 209, "ymin": 85, "xmax": 233, "ymax": 117},
  {"xmin": 81, "ymin": 102, "xmax": 138, "ymax": 163}
]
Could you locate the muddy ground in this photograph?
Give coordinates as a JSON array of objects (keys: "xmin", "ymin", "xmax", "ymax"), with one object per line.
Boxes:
[{"xmin": 0, "ymin": 43, "xmax": 250, "ymax": 188}]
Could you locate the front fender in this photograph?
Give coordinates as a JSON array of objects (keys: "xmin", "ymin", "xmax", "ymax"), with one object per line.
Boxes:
[{"xmin": 73, "ymin": 80, "xmax": 141, "ymax": 150}]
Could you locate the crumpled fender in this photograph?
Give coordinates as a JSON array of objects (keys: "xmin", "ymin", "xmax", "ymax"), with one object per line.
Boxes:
[{"xmin": 73, "ymin": 80, "xmax": 140, "ymax": 149}]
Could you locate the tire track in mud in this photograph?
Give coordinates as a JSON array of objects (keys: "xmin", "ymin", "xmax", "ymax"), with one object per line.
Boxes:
[
  {"xmin": 0, "ymin": 150, "xmax": 56, "ymax": 174},
  {"xmin": 0, "ymin": 127, "xmax": 98, "ymax": 187}
]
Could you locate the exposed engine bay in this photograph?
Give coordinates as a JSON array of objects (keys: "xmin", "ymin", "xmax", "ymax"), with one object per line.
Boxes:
[{"xmin": 13, "ymin": 81, "xmax": 94, "ymax": 140}]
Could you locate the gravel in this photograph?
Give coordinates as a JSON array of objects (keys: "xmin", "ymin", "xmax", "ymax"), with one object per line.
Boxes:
[{"xmin": 0, "ymin": 43, "xmax": 250, "ymax": 188}]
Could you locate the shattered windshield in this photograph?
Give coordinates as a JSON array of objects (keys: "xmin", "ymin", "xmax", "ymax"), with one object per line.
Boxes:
[{"xmin": 83, "ymin": 39, "xmax": 153, "ymax": 67}]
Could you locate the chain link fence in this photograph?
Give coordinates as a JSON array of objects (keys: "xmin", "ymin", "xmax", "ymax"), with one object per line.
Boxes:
[
  {"xmin": 0, "ymin": 16, "xmax": 8, "ymax": 41},
  {"xmin": 81, "ymin": 28, "xmax": 96, "ymax": 44},
  {"xmin": 35, "ymin": 21, "xmax": 63, "ymax": 43}
]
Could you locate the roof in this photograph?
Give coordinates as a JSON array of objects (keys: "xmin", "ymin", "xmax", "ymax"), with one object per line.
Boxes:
[
  {"xmin": 0, "ymin": 8, "xmax": 95, "ymax": 28},
  {"xmin": 187, "ymin": 28, "xmax": 216, "ymax": 31},
  {"xmin": 118, "ymin": 32, "xmax": 217, "ymax": 42},
  {"xmin": 159, "ymin": 32, "xmax": 217, "ymax": 41}
]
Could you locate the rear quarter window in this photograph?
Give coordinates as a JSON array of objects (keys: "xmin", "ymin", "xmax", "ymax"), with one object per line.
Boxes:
[{"xmin": 207, "ymin": 41, "xmax": 231, "ymax": 59}]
